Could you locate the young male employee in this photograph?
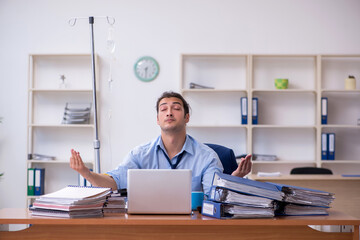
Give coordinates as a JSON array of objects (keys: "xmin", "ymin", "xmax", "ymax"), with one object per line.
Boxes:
[{"xmin": 70, "ymin": 91, "xmax": 252, "ymax": 195}]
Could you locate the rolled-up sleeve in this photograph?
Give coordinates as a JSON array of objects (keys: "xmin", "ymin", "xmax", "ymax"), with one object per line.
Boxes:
[
  {"xmin": 201, "ymin": 153, "xmax": 223, "ymax": 196},
  {"xmin": 106, "ymin": 151, "xmax": 140, "ymax": 190}
]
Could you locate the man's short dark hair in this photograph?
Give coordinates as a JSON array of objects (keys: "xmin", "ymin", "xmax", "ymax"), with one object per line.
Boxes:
[{"xmin": 156, "ymin": 91, "xmax": 190, "ymax": 116}]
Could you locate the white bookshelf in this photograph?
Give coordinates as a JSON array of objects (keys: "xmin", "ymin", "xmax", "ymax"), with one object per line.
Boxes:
[
  {"xmin": 26, "ymin": 54, "xmax": 97, "ymax": 206},
  {"xmin": 181, "ymin": 54, "xmax": 360, "ymax": 176}
]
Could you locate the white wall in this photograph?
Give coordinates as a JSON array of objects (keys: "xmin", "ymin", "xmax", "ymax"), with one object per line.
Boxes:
[{"xmin": 0, "ymin": 0, "xmax": 359, "ymax": 208}]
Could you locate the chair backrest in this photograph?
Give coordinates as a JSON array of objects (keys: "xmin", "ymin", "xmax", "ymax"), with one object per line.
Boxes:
[
  {"xmin": 205, "ymin": 143, "xmax": 238, "ymax": 175},
  {"xmin": 290, "ymin": 167, "xmax": 333, "ymax": 175}
]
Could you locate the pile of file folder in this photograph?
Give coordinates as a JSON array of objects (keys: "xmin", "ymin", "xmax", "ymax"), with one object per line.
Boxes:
[
  {"xmin": 103, "ymin": 190, "xmax": 127, "ymax": 214},
  {"xmin": 202, "ymin": 172, "xmax": 335, "ymax": 219},
  {"xmin": 30, "ymin": 185, "xmax": 111, "ymax": 218},
  {"xmin": 62, "ymin": 103, "xmax": 91, "ymax": 124}
]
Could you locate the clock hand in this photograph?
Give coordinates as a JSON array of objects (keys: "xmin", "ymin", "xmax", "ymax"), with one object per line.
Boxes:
[{"xmin": 145, "ymin": 67, "xmax": 148, "ymax": 78}]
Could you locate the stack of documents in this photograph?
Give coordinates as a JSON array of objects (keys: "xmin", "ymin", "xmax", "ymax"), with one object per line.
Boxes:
[
  {"xmin": 202, "ymin": 200, "xmax": 274, "ymax": 219},
  {"xmin": 252, "ymin": 154, "xmax": 277, "ymax": 161},
  {"xmin": 203, "ymin": 173, "xmax": 283, "ymax": 219},
  {"xmin": 103, "ymin": 191, "xmax": 127, "ymax": 214},
  {"xmin": 189, "ymin": 82, "xmax": 214, "ymax": 89},
  {"xmin": 277, "ymin": 203, "xmax": 329, "ymax": 216},
  {"xmin": 270, "ymin": 183, "xmax": 335, "ymax": 207},
  {"xmin": 202, "ymin": 172, "xmax": 335, "ymax": 219},
  {"xmin": 62, "ymin": 103, "xmax": 91, "ymax": 124},
  {"xmin": 30, "ymin": 185, "xmax": 111, "ymax": 218},
  {"xmin": 205, "ymin": 186, "xmax": 276, "ymax": 218},
  {"xmin": 208, "ymin": 186, "xmax": 276, "ymax": 209}
]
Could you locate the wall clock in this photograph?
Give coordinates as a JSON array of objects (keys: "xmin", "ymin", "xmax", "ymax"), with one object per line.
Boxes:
[{"xmin": 134, "ymin": 56, "xmax": 159, "ymax": 82}]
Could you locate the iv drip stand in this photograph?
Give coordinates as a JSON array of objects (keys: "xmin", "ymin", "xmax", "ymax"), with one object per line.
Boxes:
[
  {"xmin": 89, "ymin": 16, "xmax": 100, "ymax": 174},
  {"xmin": 69, "ymin": 16, "xmax": 115, "ymax": 174}
]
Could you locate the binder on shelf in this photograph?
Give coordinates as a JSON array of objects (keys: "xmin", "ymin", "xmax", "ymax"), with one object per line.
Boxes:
[
  {"xmin": 34, "ymin": 168, "xmax": 45, "ymax": 196},
  {"xmin": 321, "ymin": 97, "xmax": 328, "ymax": 124},
  {"xmin": 328, "ymin": 133, "xmax": 335, "ymax": 160},
  {"xmin": 86, "ymin": 179, "xmax": 92, "ymax": 187},
  {"xmin": 321, "ymin": 133, "xmax": 328, "ymax": 160},
  {"xmin": 252, "ymin": 97, "xmax": 258, "ymax": 125},
  {"xmin": 241, "ymin": 97, "xmax": 247, "ymax": 124},
  {"xmin": 78, "ymin": 174, "xmax": 86, "ymax": 187},
  {"xmin": 27, "ymin": 168, "xmax": 35, "ymax": 196}
]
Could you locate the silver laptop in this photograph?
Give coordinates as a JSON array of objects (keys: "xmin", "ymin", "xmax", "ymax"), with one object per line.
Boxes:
[{"xmin": 127, "ymin": 169, "xmax": 192, "ymax": 214}]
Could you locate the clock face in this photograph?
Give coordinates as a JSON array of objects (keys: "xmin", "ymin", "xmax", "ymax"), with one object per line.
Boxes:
[{"xmin": 134, "ymin": 56, "xmax": 159, "ymax": 82}]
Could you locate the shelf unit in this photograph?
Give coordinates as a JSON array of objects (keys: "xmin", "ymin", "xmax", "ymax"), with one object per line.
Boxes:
[
  {"xmin": 26, "ymin": 54, "xmax": 97, "ymax": 206},
  {"xmin": 180, "ymin": 54, "xmax": 360, "ymax": 175}
]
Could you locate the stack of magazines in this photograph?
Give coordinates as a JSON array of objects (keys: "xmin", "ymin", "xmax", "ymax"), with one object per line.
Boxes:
[
  {"xmin": 62, "ymin": 103, "xmax": 91, "ymax": 124},
  {"xmin": 30, "ymin": 185, "xmax": 112, "ymax": 218},
  {"xmin": 103, "ymin": 190, "xmax": 127, "ymax": 214},
  {"xmin": 202, "ymin": 172, "xmax": 335, "ymax": 219}
]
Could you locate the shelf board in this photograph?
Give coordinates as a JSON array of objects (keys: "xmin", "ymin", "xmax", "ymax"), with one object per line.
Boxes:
[
  {"xmin": 29, "ymin": 89, "xmax": 93, "ymax": 92},
  {"xmin": 321, "ymin": 54, "xmax": 360, "ymax": 58},
  {"xmin": 30, "ymin": 53, "xmax": 92, "ymax": 57},
  {"xmin": 187, "ymin": 125, "xmax": 247, "ymax": 128},
  {"xmin": 182, "ymin": 53, "xmax": 248, "ymax": 58},
  {"xmin": 321, "ymin": 89, "xmax": 360, "ymax": 93},
  {"xmin": 27, "ymin": 196, "xmax": 40, "ymax": 199},
  {"xmin": 182, "ymin": 89, "xmax": 247, "ymax": 93},
  {"xmin": 321, "ymin": 125, "xmax": 360, "ymax": 129},
  {"xmin": 28, "ymin": 160, "xmax": 94, "ymax": 164},
  {"xmin": 252, "ymin": 161, "xmax": 316, "ymax": 164},
  {"xmin": 252, "ymin": 89, "xmax": 316, "ymax": 94},
  {"xmin": 28, "ymin": 124, "xmax": 94, "ymax": 128},
  {"xmin": 252, "ymin": 125, "xmax": 316, "ymax": 129},
  {"xmin": 252, "ymin": 54, "xmax": 317, "ymax": 58},
  {"xmin": 321, "ymin": 160, "xmax": 360, "ymax": 164}
]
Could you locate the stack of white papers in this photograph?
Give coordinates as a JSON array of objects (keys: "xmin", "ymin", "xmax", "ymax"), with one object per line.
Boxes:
[{"xmin": 30, "ymin": 185, "xmax": 112, "ymax": 218}]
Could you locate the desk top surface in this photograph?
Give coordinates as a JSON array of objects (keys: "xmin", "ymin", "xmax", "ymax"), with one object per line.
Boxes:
[{"xmin": 0, "ymin": 208, "xmax": 359, "ymax": 226}]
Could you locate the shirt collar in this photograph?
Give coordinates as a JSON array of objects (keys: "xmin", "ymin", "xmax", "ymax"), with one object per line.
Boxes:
[{"xmin": 156, "ymin": 134, "xmax": 195, "ymax": 156}]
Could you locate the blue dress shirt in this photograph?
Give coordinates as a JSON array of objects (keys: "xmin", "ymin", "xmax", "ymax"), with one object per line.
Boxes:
[{"xmin": 106, "ymin": 135, "xmax": 224, "ymax": 195}]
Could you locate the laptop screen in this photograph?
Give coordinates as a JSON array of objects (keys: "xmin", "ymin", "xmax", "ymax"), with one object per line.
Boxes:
[{"xmin": 127, "ymin": 169, "xmax": 192, "ymax": 214}]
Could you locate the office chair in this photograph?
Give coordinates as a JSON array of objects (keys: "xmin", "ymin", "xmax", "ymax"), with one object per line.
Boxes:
[
  {"xmin": 205, "ymin": 143, "xmax": 238, "ymax": 175},
  {"xmin": 290, "ymin": 167, "xmax": 333, "ymax": 175}
]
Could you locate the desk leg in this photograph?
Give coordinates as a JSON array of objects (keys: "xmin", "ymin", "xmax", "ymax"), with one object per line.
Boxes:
[
  {"xmin": 0, "ymin": 224, "xmax": 9, "ymax": 231},
  {"xmin": 0, "ymin": 224, "xmax": 357, "ymax": 240}
]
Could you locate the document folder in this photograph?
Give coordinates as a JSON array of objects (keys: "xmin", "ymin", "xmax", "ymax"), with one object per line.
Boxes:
[
  {"xmin": 321, "ymin": 133, "xmax": 328, "ymax": 160},
  {"xmin": 208, "ymin": 186, "xmax": 275, "ymax": 208},
  {"xmin": 268, "ymin": 182, "xmax": 335, "ymax": 207},
  {"xmin": 252, "ymin": 97, "xmax": 258, "ymax": 124},
  {"xmin": 321, "ymin": 97, "xmax": 328, "ymax": 124},
  {"xmin": 328, "ymin": 133, "xmax": 335, "ymax": 160},
  {"xmin": 27, "ymin": 168, "xmax": 35, "ymax": 196},
  {"xmin": 211, "ymin": 172, "xmax": 284, "ymax": 201},
  {"xmin": 241, "ymin": 97, "xmax": 247, "ymax": 124},
  {"xmin": 34, "ymin": 168, "xmax": 45, "ymax": 196},
  {"xmin": 202, "ymin": 200, "xmax": 274, "ymax": 219}
]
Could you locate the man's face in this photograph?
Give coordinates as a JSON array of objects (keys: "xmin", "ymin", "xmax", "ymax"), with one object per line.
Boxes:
[{"xmin": 157, "ymin": 97, "xmax": 189, "ymax": 133}]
